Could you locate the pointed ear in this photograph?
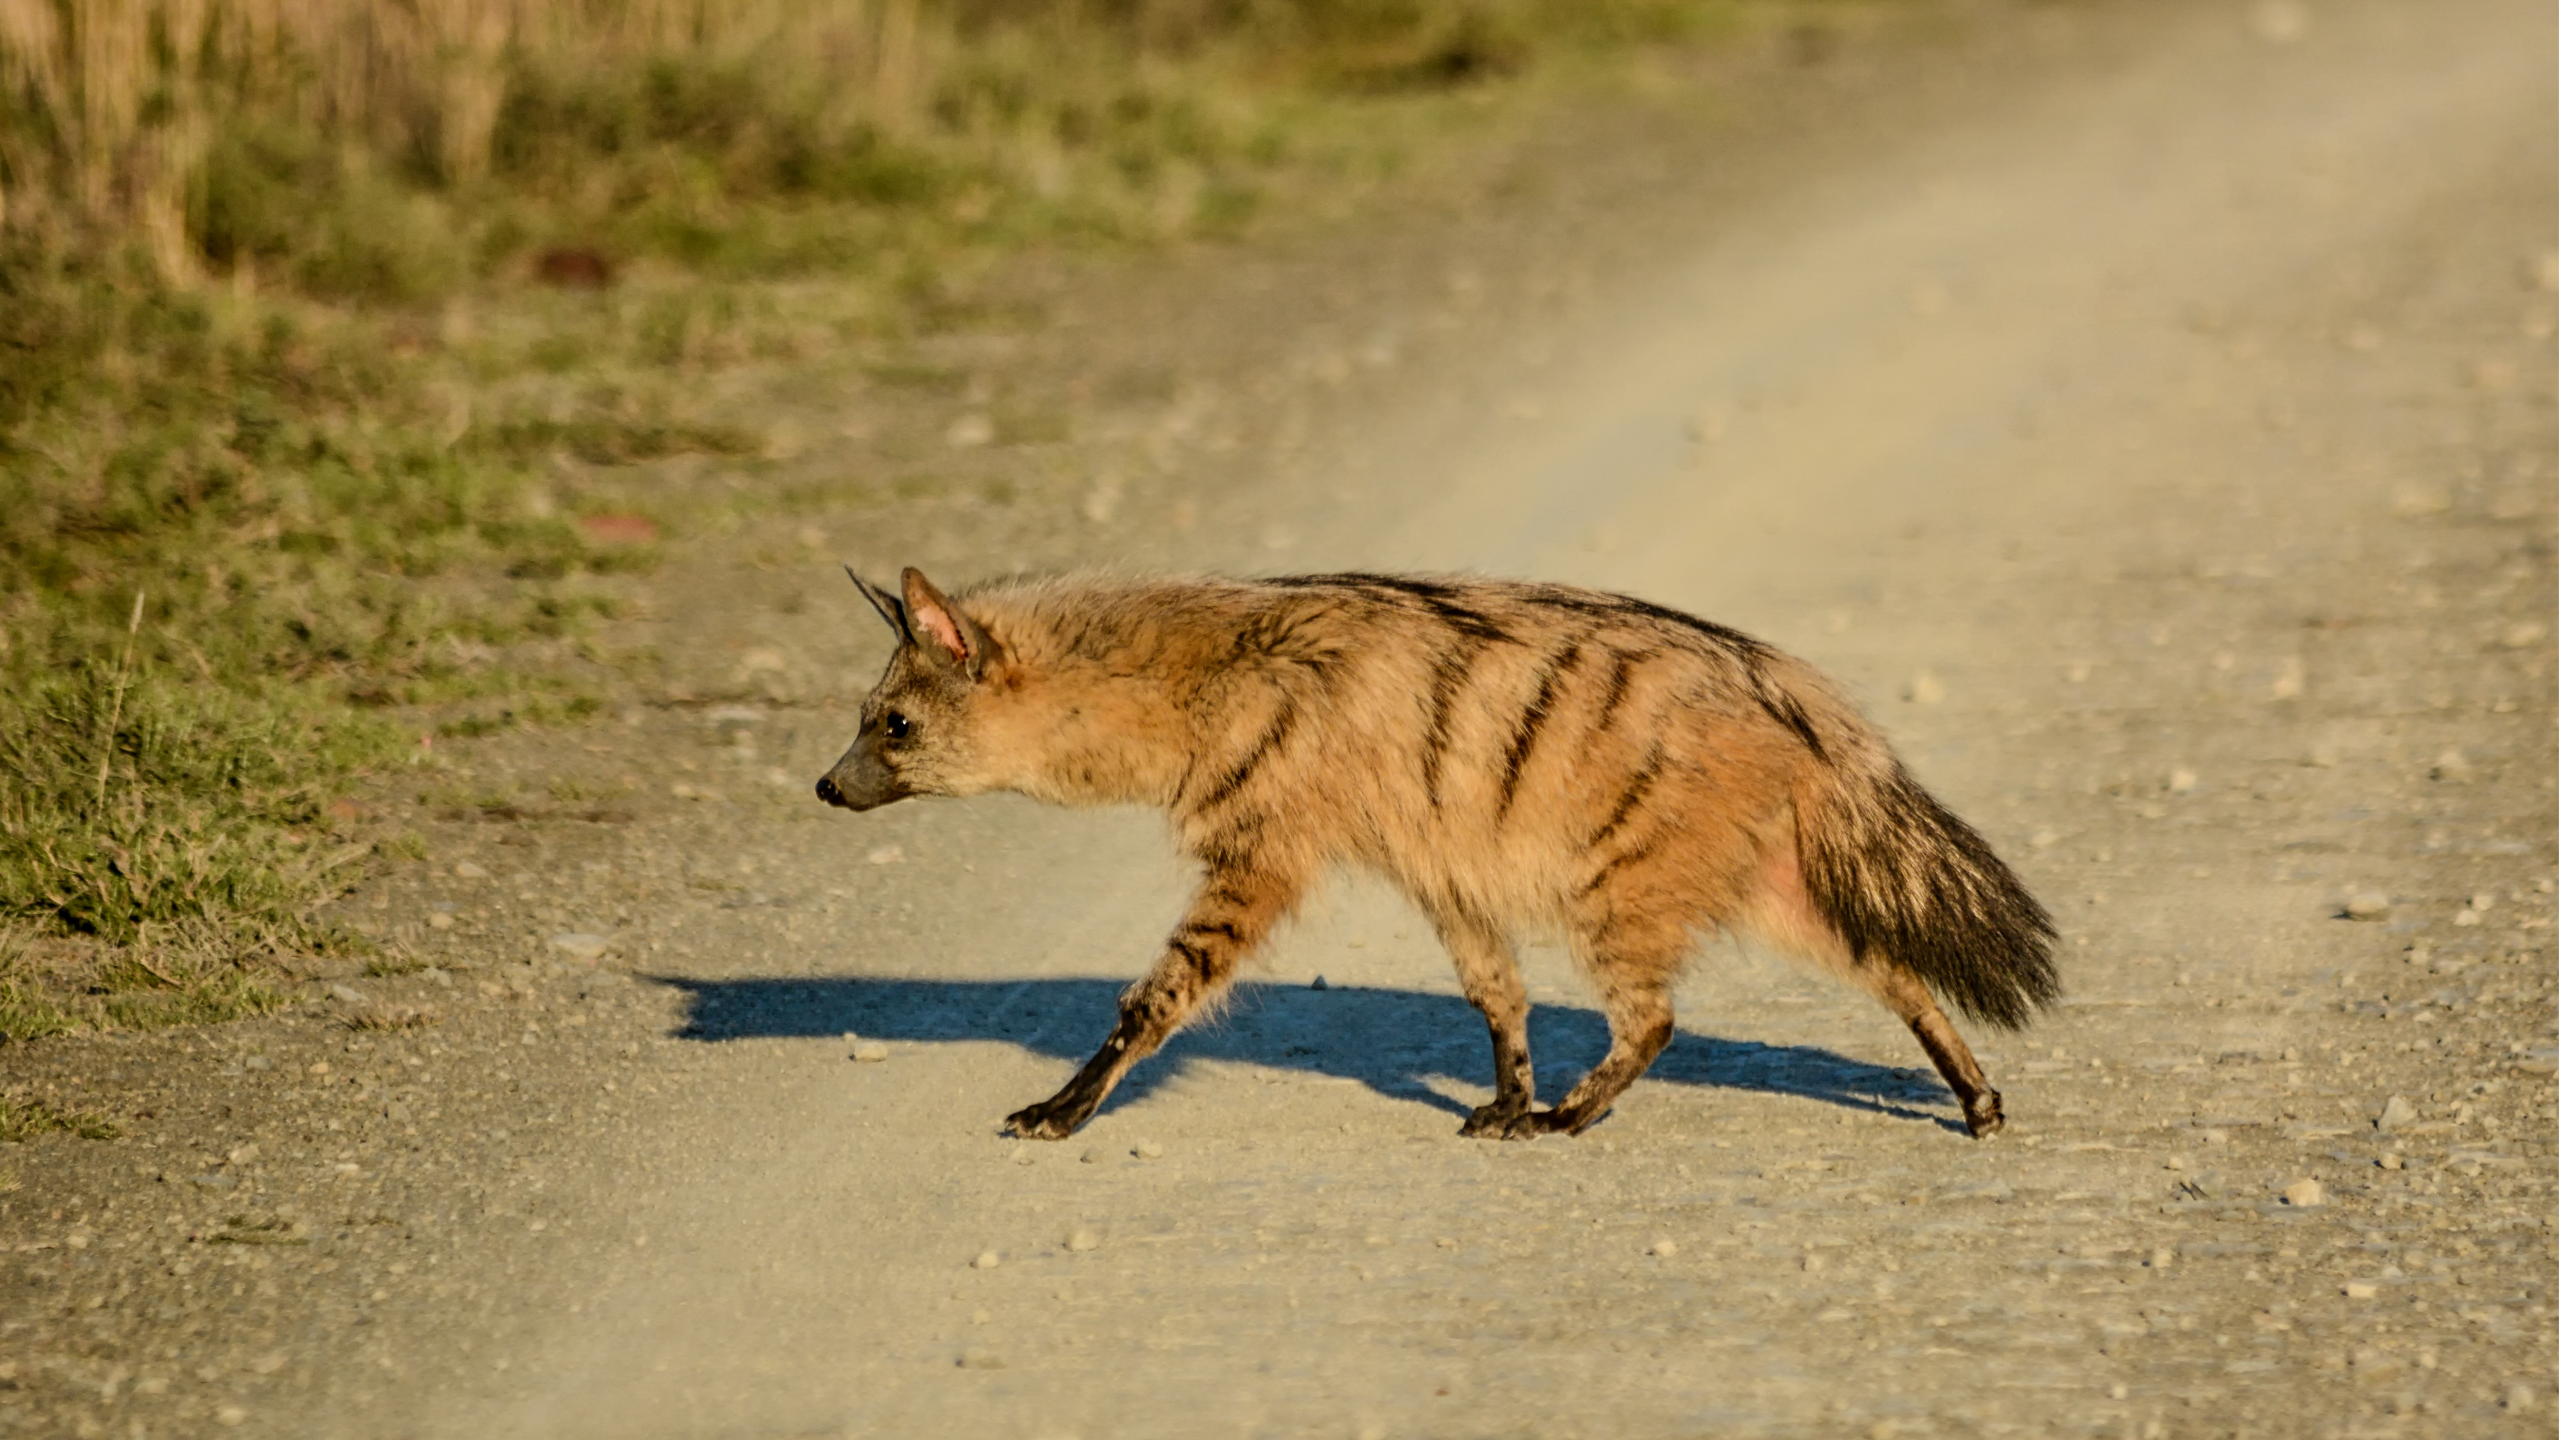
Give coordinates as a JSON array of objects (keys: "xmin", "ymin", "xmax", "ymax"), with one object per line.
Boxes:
[
  {"xmin": 844, "ymin": 565, "xmax": 912, "ymax": 644},
  {"xmin": 901, "ymin": 567, "xmax": 1003, "ymax": 678}
]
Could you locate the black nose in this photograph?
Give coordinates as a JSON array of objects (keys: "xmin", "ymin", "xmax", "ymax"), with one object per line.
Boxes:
[{"xmin": 814, "ymin": 774, "xmax": 844, "ymax": 807}]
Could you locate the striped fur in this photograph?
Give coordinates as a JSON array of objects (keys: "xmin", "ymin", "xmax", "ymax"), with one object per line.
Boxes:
[{"xmin": 818, "ymin": 567, "xmax": 2058, "ymax": 1140}]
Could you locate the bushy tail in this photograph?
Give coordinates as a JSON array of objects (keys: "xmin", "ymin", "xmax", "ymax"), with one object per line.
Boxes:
[{"xmin": 1798, "ymin": 761, "xmax": 2059, "ymax": 1029}]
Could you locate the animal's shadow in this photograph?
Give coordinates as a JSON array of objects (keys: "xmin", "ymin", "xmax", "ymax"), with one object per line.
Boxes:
[{"xmin": 658, "ymin": 976, "xmax": 1968, "ymax": 1134}]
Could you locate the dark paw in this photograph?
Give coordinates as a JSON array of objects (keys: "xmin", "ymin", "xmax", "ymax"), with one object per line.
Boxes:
[
  {"xmin": 1003, "ymin": 1101, "xmax": 1083, "ymax": 1140},
  {"xmin": 1964, "ymin": 1092, "xmax": 2006, "ymax": 1138},
  {"xmin": 1459, "ymin": 1099, "xmax": 1532, "ymax": 1139},
  {"xmin": 1460, "ymin": 1103, "xmax": 1572, "ymax": 1140}
]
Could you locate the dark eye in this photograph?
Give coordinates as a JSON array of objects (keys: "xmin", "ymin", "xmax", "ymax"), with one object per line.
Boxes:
[{"xmin": 881, "ymin": 711, "xmax": 912, "ymax": 742}]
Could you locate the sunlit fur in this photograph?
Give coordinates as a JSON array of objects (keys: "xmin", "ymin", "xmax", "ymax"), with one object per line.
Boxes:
[{"xmin": 823, "ymin": 568, "xmax": 2058, "ymax": 1141}]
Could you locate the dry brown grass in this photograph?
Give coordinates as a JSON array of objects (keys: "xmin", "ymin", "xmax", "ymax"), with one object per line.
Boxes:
[{"xmin": 0, "ymin": 0, "xmax": 941, "ymax": 276}]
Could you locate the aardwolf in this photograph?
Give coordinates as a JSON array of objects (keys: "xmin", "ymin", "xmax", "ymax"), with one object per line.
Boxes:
[{"xmin": 817, "ymin": 567, "xmax": 2057, "ymax": 1141}]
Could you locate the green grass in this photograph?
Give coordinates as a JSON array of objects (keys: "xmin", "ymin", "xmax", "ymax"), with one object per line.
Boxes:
[{"xmin": 0, "ymin": 1091, "xmax": 121, "ymax": 1143}]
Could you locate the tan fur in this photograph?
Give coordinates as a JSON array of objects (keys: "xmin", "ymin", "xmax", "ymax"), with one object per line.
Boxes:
[{"xmin": 819, "ymin": 568, "xmax": 2057, "ymax": 1140}]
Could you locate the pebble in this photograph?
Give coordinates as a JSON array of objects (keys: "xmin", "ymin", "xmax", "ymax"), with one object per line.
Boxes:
[
  {"xmin": 1903, "ymin": 671, "xmax": 1946, "ymax": 705},
  {"xmin": 971, "ymin": 1250, "xmax": 1001, "ymax": 1270},
  {"xmin": 243, "ymin": 1055, "xmax": 273, "ymax": 1072},
  {"xmin": 187, "ymin": 1173, "xmax": 236, "ymax": 1191},
  {"xmin": 549, "ymin": 933, "xmax": 613, "ymax": 961},
  {"xmin": 2344, "ymin": 1282, "xmax": 2379, "ymax": 1299},
  {"xmin": 1066, "ymin": 1229, "xmax": 1101, "ymax": 1253},
  {"xmin": 454, "ymin": 862, "xmax": 489, "ymax": 880},
  {"xmin": 866, "ymin": 846, "xmax": 904, "ymax": 865},
  {"xmin": 216, "ymin": 1406, "xmax": 248, "ymax": 1427},
  {"xmin": 1132, "ymin": 1140, "xmax": 1165, "ymax": 1160},
  {"xmin": 427, "ymin": 912, "xmax": 455, "ymax": 930},
  {"xmin": 957, "ymin": 1347, "xmax": 1005, "ymax": 1370},
  {"xmin": 2431, "ymin": 749, "xmax": 2474, "ymax": 782},
  {"xmin": 2503, "ymin": 1382, "xmax": 2538, "ymax": 1412},
  {"xmin": 1310, "ymin": 975, "xmax": 1329, "ymax": 991},
  {"xmin": 2282, "ymin": 1179, "xmax": 2324, "ymax": 1207},
  {"xmin": 850, "ymin": 1041, "xmax": 890, "ymax": 1063},
  {"xmin": 2376, "ymin": 1095, "xmax": 2417, "ymax": 1131},
  {"xmin": 1648, "ymin": 1238, "xmax": 1679, "ymax": 1258},
  {"xmin": 2344, "ymin": 893, "xmax": 2391, "ymax": 921},
  {"xmin": 1079, "ymin": 1148, "xmax": 1105, "ymax": 1164},
  {"xmin": 329, "ymin": 983, "xmax": 367, "ymax": 1004},
  {"xmin": 2167, "ymin": 768, "xmax": 2198, "ymax": 794}
]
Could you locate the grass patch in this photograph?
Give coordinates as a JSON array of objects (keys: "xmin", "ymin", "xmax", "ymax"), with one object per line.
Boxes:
[{"xmin": 0, "ymin": 1091, "xmax": 121, "ymax": 1143}]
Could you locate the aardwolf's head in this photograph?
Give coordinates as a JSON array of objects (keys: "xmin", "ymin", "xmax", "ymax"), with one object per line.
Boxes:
[{"xmin": 816, "ymin": 566, "xmax": 1007, "ymax": 811}]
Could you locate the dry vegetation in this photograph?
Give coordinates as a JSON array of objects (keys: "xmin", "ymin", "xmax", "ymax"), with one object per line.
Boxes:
[{"xmin": 0, "ymin": 0, "xmax": 1760, "ymax": 1038}]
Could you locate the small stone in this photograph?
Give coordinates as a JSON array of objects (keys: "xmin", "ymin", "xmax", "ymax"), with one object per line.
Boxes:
[
  {"xmin": 427, "ymin": 912, "xmax": 455, "ymax": 930},
  {"xmin": 329, "ymin": 983, "xmax": 367, "ymax": 1005},
  {"xmin": 2282, "ymin": 1179, "xmax": 2325, "ymax": 1207},
  {"xmin": 1066, "ymin": 1229, "xmax": 1100, "ymax": 1253},
  {"xmin": 2027, "ymin": 828, "xmax": 2060, "ymax": 849},
  {"xmin": 1310, "ymin": 975, "xmax": 1328, "ymax": 991},
  {"xmin": 226, "ymin": 1144, "xmax": 259, "ymax": 1167},
  {"xmin": 549, "ymin": 933, "xmax": 613, "ymax": 961},
  {"xmin": 957, "ymin": 1347, "xmax": 1005, "ymax": 1370},
  {"xmin": 249, "ymin": 1352, "xmax": 287, "ymax": 1376},
  {"xmin": 308, "ymin": 1061, "xmax": 331, "ymax": 1076},
  {"xmin": 1079, "ymin": 1148, "xmax": 1104, "ymax": 1164},
  {"xmin": 1903, "ymin": 670, "xmax": 1946, "ymax": 705},
  {"xmin": 216, "ymin": 1406, "xmax": 248, "ymax": 1427},
  {"xmin": 242, "ymin": 1054, "xmax": 273, "ymax": 1072},
  {"xmin": 420, "ymin": 967, "xmax": 453, "ymax": 988},
  {"xmin": 1131, "ymin": 1140, "xmax": 1165, "ymax": 1160},
  {"xmin": 850, "ymin": 1041, "xmax": 890, "ymax": 1063},
  {"xmin": 2148, "ymin": 1248, "xmax": 2175, "ymax": 1269},
  {"xmin": 2167, "ymin": 769, "xmax": 2198, "ymax": 794},
  {"xmin": 865, "ymin": 845, "xmax": 904, "ymax": 865},
  {"xmin": 2503, "ymin": 1382, "xmax": 2538, "ymax": 1412},
  {"xmin": 970, "ymin": 1250, "xmax": 1000, "ymax": 1270},
  {"xmin": 1648, "ymin": 1238, "xmax": 1679, "ymax": 1258},
  {"xmin": 454, "ymin": 861, "xmax": 490, "ymax": 879},
  {"xmin": 2377, "ymin": 1095, "xmax": 2417, "ymax": 1130},
  {"xmin": 2453, "ymin": 909, "xmax": 2483, "ymax": 927},
  {"xmin": 2343, "ymin": 893, "xmax": 2391, "ymax": 921},
  {"xmin": 2344, "ymin": 1281, "xmax": 2379, "ymax": 1299},
  {"xmin": 2378, "ymin": 1152, "xmax": 2405, "ymax": 1170},
  {"xmin": 188, "ymin": 1173, "xmax": 236, "ymax": 1191},
  {"xmin": 1434, "ymin": 1237, "xmax": 1458, "ymax": 1249},
  {"xmin": 945, "ymin": 414, "xmax": 995, "ymax": 449},
  {"xmin": 2431, "ymin": 749, "xmax": 2474, "ymax": 782}
]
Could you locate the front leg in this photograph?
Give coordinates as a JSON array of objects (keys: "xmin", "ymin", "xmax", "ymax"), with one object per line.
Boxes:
[{"xmin": 1005, "ymin": 857, "xmax": 1303, "ymax": 1139}]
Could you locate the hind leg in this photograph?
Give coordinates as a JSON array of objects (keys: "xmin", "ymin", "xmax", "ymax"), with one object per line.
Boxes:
[
  {"xmin": 1868, "ymin": 962, "xmax": 2005, "ymax": 1137},
  {"xmin": 1516, "ymin": 922, "xmax": 1684, "ymax": 1136},
  {"xmin": 1427, "ymin": 904, "xmax": 1537, "ymax": 1138}
]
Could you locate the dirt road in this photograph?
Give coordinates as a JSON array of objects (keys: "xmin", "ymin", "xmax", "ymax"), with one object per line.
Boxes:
[{"xmin": 6, "ymin": 1, "xmax": 2553, "ymax": 1436}]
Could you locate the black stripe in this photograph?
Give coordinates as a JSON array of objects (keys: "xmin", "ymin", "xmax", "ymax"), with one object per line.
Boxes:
[
  {"xmin": 1168, "ymin": 937, "xmax": 1218, "ymax": 972},
  {"xmin": 1576, "ymin": 838, "xmax": 1659, "ymax": 897},
  {"xmin": 1495, "ymin": 643, "xmax": 1580, "ymax": 821},
  {"xmin": 1270, "ymin": 572, "xmax": 1513, "ymax": 646},
  {"xmin": 1587, "ymin": 746, "xmax": 1663, "ymax": 849},
  {"xmin": 1192, "ymin": 702, "xmax": 1298, "ymax": 812},
  {"xmin": 1591, "ymin": 649, "xmax": 1643, "ymax": 735},
  {"xmin": 1742, "ymin": 652, "xmax": 1829, "ymax": 764},
  {"xmin": 1181, "ymin": 920, "xmax": 1243, "ymax": 944},
  {"xmin": 1419, "ymin": 641, "xmax": 1485, "ymax": 808}
]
